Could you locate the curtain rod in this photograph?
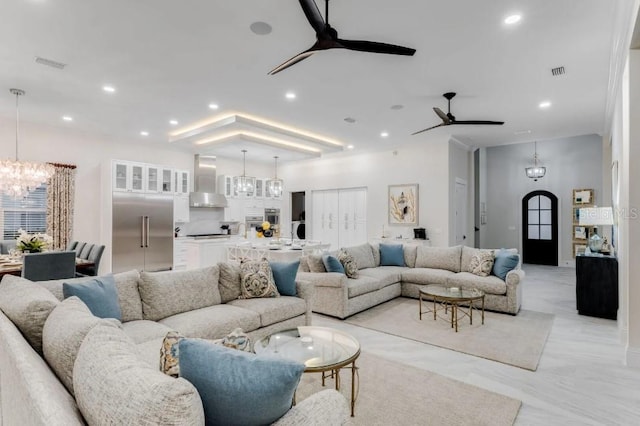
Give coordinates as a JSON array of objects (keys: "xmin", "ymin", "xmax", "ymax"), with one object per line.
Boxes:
[{"xmin": 47, "ymin": 162, "xmax": 77, "ymax": 169}]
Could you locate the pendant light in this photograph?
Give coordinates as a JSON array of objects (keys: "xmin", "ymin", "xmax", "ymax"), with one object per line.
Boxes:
[
  {"xmin": 267, "ymin": 156, "xmax": 283, "ymax": 197},
  {"xmin": 235, "ymin": 149, "xmax": 255, "ymax": 194},
  {"xmin": 525, "ymin": 141, "xmax": 546, "ymax": 181},
  {"xmin": 0, "ymin": 89, "xmax": 54, "ymax": 198}
]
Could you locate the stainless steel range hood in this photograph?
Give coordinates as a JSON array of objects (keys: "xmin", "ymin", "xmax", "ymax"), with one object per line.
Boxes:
[{"xmin": 189, "ymin": 155, "xmax": 228, "ymax": 208}]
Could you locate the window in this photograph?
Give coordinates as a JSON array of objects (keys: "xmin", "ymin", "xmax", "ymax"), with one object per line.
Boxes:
[
  {"xmin": 527, "ymin": 195, "xmax": 552, "ymax": 240},
  {"xmin": 1, "ymin": 186, "xmax": 48, "ymax": 239}
]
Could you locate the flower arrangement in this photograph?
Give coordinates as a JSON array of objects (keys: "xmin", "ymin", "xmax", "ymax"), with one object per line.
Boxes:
[{"xmin": 15, "ymin": 229, "xmax": 53, "ymax": 253}]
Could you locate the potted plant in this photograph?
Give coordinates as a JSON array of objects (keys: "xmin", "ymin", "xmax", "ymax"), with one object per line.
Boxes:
[{"xmin": 16, "ymin": 229, "xmax": 53, "ymax": 253}]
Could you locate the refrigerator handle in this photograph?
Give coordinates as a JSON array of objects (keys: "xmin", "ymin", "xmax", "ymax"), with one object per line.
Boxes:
[
  {"xmin": 140, "ymin": 216, "xmax": 145, "ymax": 248},
  {"xmin": 145, "ymin": 216, "xmax": 150, "ymax": 248}
]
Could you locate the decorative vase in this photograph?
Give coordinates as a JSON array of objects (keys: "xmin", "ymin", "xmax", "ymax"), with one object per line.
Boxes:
[{"xmin": 588, "ymin": 232, "xmax": 603, "ymax": 253}]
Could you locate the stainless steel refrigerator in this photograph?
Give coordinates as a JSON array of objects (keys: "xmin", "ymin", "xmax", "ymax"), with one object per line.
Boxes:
[{"xmin": 112, "ymin": 192, "xmax": 173, "ymax": 273}]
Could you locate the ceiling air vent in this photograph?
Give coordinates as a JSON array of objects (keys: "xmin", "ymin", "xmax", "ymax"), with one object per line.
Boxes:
[
  {"xmin": 551, "ymin": 66, "xmax": 565, "ymax": 76},
  {"xmin": 35, "ymin": 56, "xmax": 67, "ymax": 70}
]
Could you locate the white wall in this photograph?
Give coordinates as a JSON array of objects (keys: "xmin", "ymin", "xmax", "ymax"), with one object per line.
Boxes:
[
  {"xmin": 0, "ymin": 117, "xmax": 194, "ymax": 245},
  {"xmin": 483, "ymin": 135, "xmax": 603, "ymax": 264},
  {"xmin": 279, "ymin": 137, "xmax": 452, "ymax": 247},
  {"xmin": 448, "ymin": 140, "xmax": 473, "ymax": 246}
]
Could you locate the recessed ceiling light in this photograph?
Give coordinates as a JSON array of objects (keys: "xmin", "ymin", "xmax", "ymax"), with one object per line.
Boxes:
[
  {"xmin": 539, "ymin": 101, "xmax": 552, "ymax": 109},
  {"xmin": 390, "ymin": 104, "xmax": 404, "ymax": 110},
  {"xmin": 514, "ymin": 129, "xmax": 532, "ymax": 135},
  {"xmin": 140, "ymin": 131, "xmax": 149, "ymax": 136},
  {"xmin": 169, "ymin": 119, "xmax": 179, "ymax": 126},
  {"xmin": 250, "ymin": 21, "xmax": 272, "ymax": 35},
  {"xmin": 62, "ymin": 116, "xmax": 73, "ymax": 122},
  {"xmin": 102, "ymin": 85, "xmax": 116, "ymax": 93},
  {"xmin": 208, "ymin": 103, "xmax": 219, "ymax": 110},
  {"xmin": 504, "ymin": 14, "xmax": 522, "ymax": 25},
  {"xmin": 285, "ymin": 92, "xmax": 296, "ymax": 100},
  {"xmin": 380, "ymin": 131, "xmax": 389, "ymax": 138},
  {"xmin": 347, "ymin": 145, "xmax": 355, "ymax": 150}
]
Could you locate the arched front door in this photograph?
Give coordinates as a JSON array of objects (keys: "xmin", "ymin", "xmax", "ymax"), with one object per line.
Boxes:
[{"xmin": 522, "ymin": 191, "xmax": 558, "ymax": 265}]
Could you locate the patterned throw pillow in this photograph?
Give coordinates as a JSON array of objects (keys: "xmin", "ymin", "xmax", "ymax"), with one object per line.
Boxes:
[
  {"xmin": 160, "ymin": 331, "xmax": 184, "ymax": 377},
  {"xmin": 219, "ymin": 327, "xmax": 251, "ymax": 352},
  {"xmin": 239, "ymin": 258, "xmax": 280, "ymax": 299},
  {"xmin": 468, "ymin": 250, "xmax": 495, "ymax": 277},
  {"xmin": 338, "ymin": 249, "xmax": 359, "ymax": 278}
]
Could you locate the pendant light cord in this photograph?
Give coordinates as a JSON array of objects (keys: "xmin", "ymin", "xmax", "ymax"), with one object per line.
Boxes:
[{"xmin": 15, "ymin": 90, "xmax": 20, "ymax": 161}]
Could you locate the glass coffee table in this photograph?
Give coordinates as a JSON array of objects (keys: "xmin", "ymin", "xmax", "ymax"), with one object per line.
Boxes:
[
  {"xmin": 419, "ymin": 285, "xmax": 485, "ymax": 332},
  {"xmin": 254, "ymin": 326, "xmax": 360, "ymax": 416}
]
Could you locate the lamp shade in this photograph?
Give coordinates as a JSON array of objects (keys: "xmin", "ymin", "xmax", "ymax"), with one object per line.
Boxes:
[{"xmin": 578, "ymin": 207, "xmax": 614, "ymax": 226}]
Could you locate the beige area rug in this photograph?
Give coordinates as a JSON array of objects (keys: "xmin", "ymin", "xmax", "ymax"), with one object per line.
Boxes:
[
  {"xmin": 296, "ymin": 352, "xmax": 521, "ymax": 426},
  {"xmin": 344, "ymin": 297, "xmax": 554, "ymax": 371}
]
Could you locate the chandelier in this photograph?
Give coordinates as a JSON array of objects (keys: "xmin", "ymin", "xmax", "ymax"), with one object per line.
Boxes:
[
  {"xmin": 267, "ymin": 156, "xmax": 283, "ymax": 197},
  {"xmin": 234, "ymin": 149, "xmax": 255, "ymax": 194},
  {"xmin": 525, "ymin": 141, "xmax": 546, "ymax": 181},
  {"xmin": 0, "ymin": 89, "xmax": 54, "ymax": 198}
]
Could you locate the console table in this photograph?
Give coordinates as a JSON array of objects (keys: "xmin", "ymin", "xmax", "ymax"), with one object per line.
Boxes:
[{"xmin": 575, "ymin": 254, "xmax": 618, "ymax": 320}]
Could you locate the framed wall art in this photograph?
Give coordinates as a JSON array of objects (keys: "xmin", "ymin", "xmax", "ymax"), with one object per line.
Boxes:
[
  {"xmin": 574, "ymin": 226, "xmax": 589, "ymax": 240},
  {"xmin": 572, "ymin": 189, "xmax": 594, "ymax": 205},
  {"xmin": 388, "ymin": 184, "xmax": 418, "ymax": 226},
  {"xmin": 573, "ymin": 243, "xmax": 587, "ymax": 258}
]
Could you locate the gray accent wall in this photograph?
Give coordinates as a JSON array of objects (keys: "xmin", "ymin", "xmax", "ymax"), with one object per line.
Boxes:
[{"xmin": 481, "ymin": 134, "xmax": 603, "ymax": 265}]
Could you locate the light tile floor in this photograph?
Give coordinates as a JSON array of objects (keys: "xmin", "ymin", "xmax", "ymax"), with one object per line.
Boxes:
[{"xmin": 313, "ymin": 264, "xmax": 640, "ymax": 425}]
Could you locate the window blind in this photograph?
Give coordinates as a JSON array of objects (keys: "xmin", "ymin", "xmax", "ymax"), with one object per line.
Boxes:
[{"xmin": 1, "ymin": 186, "xmax": 48, "ymax": 239}]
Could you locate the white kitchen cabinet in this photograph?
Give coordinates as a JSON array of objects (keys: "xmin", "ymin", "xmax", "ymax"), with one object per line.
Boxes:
[
  {"xmin": 311, "ymin": 190, "xmax": 340, "ymax": 250},
  {"xmin": 174, "ymin": 194, "xmax": 190, "ymax": 223},
  {"xmin": 185, "ymin": 240, "xmax": 229, "ymax": 269},
  {"xmin": 312, "ymin": 188, "xmax": 367, "ymax": 250},
  {"xmin": 254, "ymin": 178, "xmax": 265, "ymax": 199},
  {"xmin": 173, "ymin": 239, "xmax": 189, "ymax": 271},
  {"xmin": 161, "ymin": 168, "xmax": 174, "ymax": 193},
  {"xmin": 112, "ymin": 161, "xmax": 145, "ymax": 193},
  {"xmin": 218, "ymin": 175, "xmax": 236, "ymax": 198},
  {"xmin": 174, "ymin": 170, "xmax": 190, "ymax": 194}
]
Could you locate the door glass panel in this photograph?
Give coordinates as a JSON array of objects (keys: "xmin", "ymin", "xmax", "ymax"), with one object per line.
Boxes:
[
  {"xmin": 528, "ymin": 210, "xmax": 539, "ymax": 224},
  {"xmin": 528, "ymin": 225, "xmax": 540, "ymax": 239},
  {"xmin": 528, "ymin": 196, "xmax": 539, "ymax": 209},
  {"xmin": 115, "ymin": 164, "xmax": 127, "ymax": 189},
  {"xmin": 540, "ymin": 225, "xmax": 552, "ymax": 240},
  {"xmin": 539, "ymin": 196, "xmax": 551, "ymax": 210},
  {"xmin": 132, "ymin": 166, "xmax": 143, "ymax": 190},
  {"xmin": 540, "ymin": 210, "xmax": 552, "ymax": 225},
  {"xmin": 162, "ymin": 170, "xmax": 172, "ymax": 192},
  {"xmin": 148, "ymin": 168, "xmax": 158, "ymax": 192}
]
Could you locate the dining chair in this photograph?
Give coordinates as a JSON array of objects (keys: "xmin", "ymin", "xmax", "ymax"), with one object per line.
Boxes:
[
  {"xmin": 79, "ymin": 243, "xmax": 94, "ymax": 260},
  {"xmin": 0, "ymin": 240, "xmax": 17, "ymax": 254},
  {"xmin": 67, "ymin": 241, "xmax": 79, "ymax": 251},
  {"xmin": 74, "ymin": 242, "xmax": 86, "ymax": 257},
  {"xmin": 76, "ymin": 244, "xmax": 105, "ymax": 277},
  {"xmin": 21, "ymin": 251, "xmax": 76, "ymax": 281}
]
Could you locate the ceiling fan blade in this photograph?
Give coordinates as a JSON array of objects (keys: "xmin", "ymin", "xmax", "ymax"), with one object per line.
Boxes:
[
  {"xmin": 299, "ymin": 0, "xmax": 325, "ymax": 34},
  {"xmin": 452, "ymin": 120, "xmax": 505, "ymax": 125},
  {"xmin": 268, "ymin": 47, "xmax": 317, "ymax": 75},
  {"xmin": 411, "ymin": 123, "xmax": 445, "ymax": 135},
  {"xmin": 433, "ymin": 107, "xmax": 451, "ymax": 124},
  {"xmin": 337, "ymin": 39, "xmax": 416, "ymax": 56}
]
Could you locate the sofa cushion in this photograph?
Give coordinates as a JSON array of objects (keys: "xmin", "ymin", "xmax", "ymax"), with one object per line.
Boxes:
[
  {"xmin": 493, "ymin": 249, "xmax": 520, "ymax": 280},
  {"xmin": 468, "ymin": 250, "xmax": 495, "ymax": 277},
  {"xmin": 358, "ymin": 266, "xmax": 405, "ymax": 287},
  {"xmin": 138, "ymin": 266, "xmax": 221, "ymax": 321},
  {"xmin": 345, "ymin": 243, "xmax": 376, "ymax": 270},
  {"xmin": 415, "ymin": 245, "xmax": 462, "ymax": 272},
  {"xmin": 179, "ymin": 339, "xmax": 304, "ymax": 426},
  {"xmin": 446, "ymin": 272, "xmax": 507, "ymax": 295},
  {"xmin": 337, "ymin": 249, "xmax": 358, "ymax": 278},
  {"xmin": 322, "ymin": 254, "xmax": 345, "ymax": 274},
  {"xmin": 73, "ymin": 323, "xmax": 204, "ymax": 425},
  {"xmin": 347, "ymin": 275, "xmax": 385, "ymax": 298},
  {"xmin": 461, "ymin": 246, "xmax": 482, "ymax": 272},
  {"xmin": 63, "ymin": 275, "xmax": 122, "ymax": 320},
  {"xmin": 0, "ymin": 274, "xmax": 59, "ymax": 355},
  {"xmin": 270, "ymin": 260, "xmax": 300, "ymax": 296},
  {"xmin": 307, "ymin": 254, "xmax": 327, "ymax": 273},
  {"xmin": 121, "ymin": 319, "xmax": 174, "ymax": 344},
  {"xmin": 298, "ymin": 256, "xmax": 311, "ymax": 273},
  {"xmin": 160, "ymin": 330, "xmax": 184, "ymax": 377},
  {"xmin": 39, "ymin": 270, "xmax": 143, "ymax": 322},
  {"xmin": 227, "ymin": 296, "xmax": 307, "ymax": 327},
  {"xmin": 218, "ymin": 262, "xmax": 242, "ymax": 302},
  {"xmin": 402, "ymin": 268, "xmax": 456, "ymax": 285},
  {"xmin": 240, "ymin": 259, "xmax": 279, "ymax": 299},
  {"xmin": 42, "ymin": 296, "xmax": 112, "ymax": 395},
  {"xmin": 370, "ymin": 242, "xmax": 381, "ymax": 266},
  {"xmin": 379, "ymin": 243, "xmax": 405, "ymax": 266},
  {"xmin": 404, "ymin": 245, "xmax": 418, "ymax": 268},
  {"xmin": 159, "ymin": 304, "xmax": 261, "ymax": 339}
]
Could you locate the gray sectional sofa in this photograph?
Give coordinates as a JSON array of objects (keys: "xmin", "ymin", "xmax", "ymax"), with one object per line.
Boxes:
[
  {"xmin": 297, "ymin": 243, "xmax": 524, "ymax": 319},
  {"xmin": 0, "ymin": 264, "xmax": 350, "ymax": 425}
]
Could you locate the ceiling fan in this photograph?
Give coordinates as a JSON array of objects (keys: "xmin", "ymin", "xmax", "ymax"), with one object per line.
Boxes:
[
  {"xmin": 269, "ymin": 0, "xmax": 416, "ymax": 75},
  {"xmin": 411, "ymin": 92, "xmax": 505, "ymax": 135}
]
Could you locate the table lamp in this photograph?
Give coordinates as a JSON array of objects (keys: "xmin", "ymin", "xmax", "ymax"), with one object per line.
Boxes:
[{"xmin": 578, "ymin": 207, "xmax": 614, "ymax": 254}]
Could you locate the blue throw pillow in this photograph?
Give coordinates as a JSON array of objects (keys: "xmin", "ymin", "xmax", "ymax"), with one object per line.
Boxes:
[
  {"xmin": 379, "ymin": 244, "xmax": 405, "ymax": 266},
  {"xmin": 270, "ymin": 260, "xmax": 300, "ymax": 296},
  {"xmin": 492, "ymin": 249, "xmax": 519, "ymax": 281},
  {"xmin": 62, "ymin": 275, "xmax": 122, "ymax": 321},
  {"xmin": 179, "ymin": 339, "xmax": 305, "ymax": 426},
  {"xmin": 322, "ymin": 254, "xmax": 345, "ymax": 274}
]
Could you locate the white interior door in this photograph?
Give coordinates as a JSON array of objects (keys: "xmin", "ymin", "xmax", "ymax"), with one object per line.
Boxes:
[{"xmin": 455, "ymin": 180, "xmax": 467, "ymax": 245}]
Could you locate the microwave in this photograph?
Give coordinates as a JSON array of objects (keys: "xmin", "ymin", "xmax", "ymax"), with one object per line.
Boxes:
[{"xmin": 264, "ymin": 208, "xmax": 280, "ymax": 226}]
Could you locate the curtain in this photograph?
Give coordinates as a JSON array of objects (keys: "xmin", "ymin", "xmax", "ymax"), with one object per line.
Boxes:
[{"xmin": 46, "ymin": 163, "xmax": 77, "ymax": 250}]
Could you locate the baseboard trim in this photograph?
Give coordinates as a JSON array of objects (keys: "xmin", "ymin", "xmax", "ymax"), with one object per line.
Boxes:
[{"xmin": 626, "ymin": 345, "xmax": 640, "ymax": 368}]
